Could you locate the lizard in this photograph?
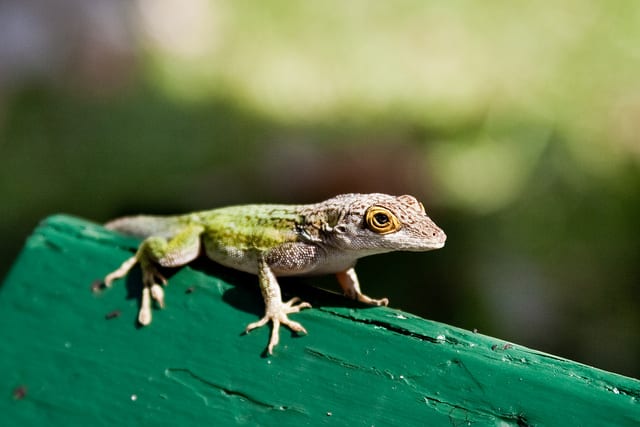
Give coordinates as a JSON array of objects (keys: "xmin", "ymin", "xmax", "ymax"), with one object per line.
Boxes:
[{"xmin": 102, "ymin": 193, "xmax": 446, "ymax": 354}]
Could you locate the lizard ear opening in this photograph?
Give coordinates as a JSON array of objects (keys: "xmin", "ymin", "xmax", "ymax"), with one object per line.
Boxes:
[{"xmin": 365, "ymin": 206, "xmax": 401, "ymax": 234}]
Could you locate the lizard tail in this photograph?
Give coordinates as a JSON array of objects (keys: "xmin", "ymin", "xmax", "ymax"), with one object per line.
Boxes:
[{"xmin": 105, "ymin": 215, "xmax": 184, "ymax": 238}]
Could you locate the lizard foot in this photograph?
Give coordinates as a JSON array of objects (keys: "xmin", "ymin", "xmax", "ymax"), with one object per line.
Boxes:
[
  {"xmin": 245, "ymin": 297, "xmax": 312, "ymax": 355},
  {"xmin": 137, "ymin": 267, "xmax": 169, "ymax": 326},
  {"xmin": 347, "ymin": 291, "xmax": 389, "ymax": 307},
  {"xmin": 336, "ymin": 268, "xmax": 389, "ymax": 307}
]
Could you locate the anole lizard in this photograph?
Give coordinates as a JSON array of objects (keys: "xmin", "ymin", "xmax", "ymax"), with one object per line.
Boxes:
[{"xmin": 103, "ymin": 193, "xmax": 446, "ymax": 354}]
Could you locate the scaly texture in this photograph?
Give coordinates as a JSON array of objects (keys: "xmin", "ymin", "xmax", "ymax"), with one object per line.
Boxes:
[{"xmin": 102, "ymin": 193, "xmax": 446, "ymax": 354}]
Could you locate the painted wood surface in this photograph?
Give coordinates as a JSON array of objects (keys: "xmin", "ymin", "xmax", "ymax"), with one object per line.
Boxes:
[{"xmin": 1, "ymin": 215, "xmax": 639, "ymax": 426}]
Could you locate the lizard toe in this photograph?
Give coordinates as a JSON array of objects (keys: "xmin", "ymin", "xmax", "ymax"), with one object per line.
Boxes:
[
  {"xmin": 150, "ymin": 284, "xmax": 165, "ymax": 308},
  {"xmin": 283, "ymin": 297, "xmax": 312, "ymax": 312},
  {"xmin": 280, "ymin": 317, "xmax": 307, "ymax": 334},
  {"xmin": 245, "ymin": 316, "xmax": 270, "ymax": 333},
  {"xmin": 138, "ymin": 287, "xmax": 153, "ymax": 326}
]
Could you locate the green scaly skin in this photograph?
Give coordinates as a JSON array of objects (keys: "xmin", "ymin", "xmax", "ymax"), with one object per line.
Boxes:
[{"xmin": 103, "ymin": 193, "xmax": 446, "ymax": 354}]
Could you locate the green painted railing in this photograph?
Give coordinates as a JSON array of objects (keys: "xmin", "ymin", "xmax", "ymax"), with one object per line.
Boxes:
[{"xmin": 1, "ymin": 215, "xmax": 639, "ymax": 426}]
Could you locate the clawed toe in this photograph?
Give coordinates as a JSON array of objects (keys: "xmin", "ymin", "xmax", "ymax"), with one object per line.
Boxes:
[
  {"xmin": 138, "ymin": 287, "xmax": 153, "ymax": 325},
  {"xmin": 103, "ymin": 256, "xmax": 138, "ymax": 288},
  {"xmin": 279, "ymin": 317, "xmax": 307, "ymax": 334},
  {"xmin": 245, "ymin": 316, "xmax": 270, "ymax": 333},
  {"xmin": 150, "ymin": 284, "xmax": 165, "ymax": 307},
  {"xmin": 283, "ymin": 297, "xmax": 312, "ymax": 312}
]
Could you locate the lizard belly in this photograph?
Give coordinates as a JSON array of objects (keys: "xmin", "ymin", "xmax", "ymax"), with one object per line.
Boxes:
[
  {"xmin": 274, "ymin": 250, "xmax": 358, "ymax": 277},
  {"xmin": 204, "ymin": 244, "xmax": 262, "ymax": 275},
  {"xmin": 302, "ymin": 256, "xmax": 358, "ymax": 276},
  {"xmin": 204, "ymin": 238, "xmax": 357, "ymax": 278},
  {"xmin": 264, "ymin": 242, "xmax": 358, "ymax": 277}
]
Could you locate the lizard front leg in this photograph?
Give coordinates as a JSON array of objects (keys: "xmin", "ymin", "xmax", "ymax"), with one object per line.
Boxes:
[
  {"xmin": 245, "ymin": 257, "xmax": 311, "ymax": 354},
  {"xmin": 336, "ymin": 267, "xmax": 389, "ymax": 306}
]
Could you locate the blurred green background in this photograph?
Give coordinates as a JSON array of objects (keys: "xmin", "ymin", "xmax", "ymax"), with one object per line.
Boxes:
[{"xmin": 1, "ymin": 1, "xmax": 638, "ymax": 377}]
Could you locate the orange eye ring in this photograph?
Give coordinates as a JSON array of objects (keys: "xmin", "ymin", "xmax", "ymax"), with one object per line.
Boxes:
[{"xmin": 365, "ymin": 206, "xmax": 401, "ymax": 234}]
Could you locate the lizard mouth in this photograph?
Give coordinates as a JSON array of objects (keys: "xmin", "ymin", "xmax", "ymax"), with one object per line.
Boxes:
[
  {"xmin": 432, "ymin": 240, "xmax": 446, "ymax": 249},
  {"xmin": 401, "ymin": 240, "xmax": 445, "ymax": 251},
  {"xmin": 420, "ymin": 233, "xmax": 446, "ymax": 250}
]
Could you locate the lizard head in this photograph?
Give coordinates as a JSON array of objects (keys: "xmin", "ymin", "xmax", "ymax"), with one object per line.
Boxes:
[{"xmin": 321, "ymin": 193, "xmax": 446, "ymax": 254}]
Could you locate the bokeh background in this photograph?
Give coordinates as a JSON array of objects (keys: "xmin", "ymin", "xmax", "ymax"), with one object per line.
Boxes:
[{"xmin": 1, "ymin": 0, "xmax": 638, "ymax": 377}]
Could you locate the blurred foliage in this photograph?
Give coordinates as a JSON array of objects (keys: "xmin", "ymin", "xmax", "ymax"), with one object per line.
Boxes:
[{"xmin": 0, "ymin": 0, "xmax": 638, "ymax": 377}]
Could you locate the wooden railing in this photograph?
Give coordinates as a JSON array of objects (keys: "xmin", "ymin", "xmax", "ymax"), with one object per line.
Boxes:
[{"xmin": 1, "ymin": 215, "xmax": 639, "ymax": 426}]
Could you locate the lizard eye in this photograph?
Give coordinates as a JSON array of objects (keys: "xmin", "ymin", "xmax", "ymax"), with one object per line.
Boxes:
[{"xmin": 365, "ymin": 206, "xmax": 401, "ymax": 234}]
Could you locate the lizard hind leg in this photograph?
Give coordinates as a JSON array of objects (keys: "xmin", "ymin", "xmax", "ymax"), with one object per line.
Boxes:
[
  {"xmin": 104, "ymin": 223, "xmax": 204, "ymax": 326},
  {"xmin": 245, "ymin": 259, "xmax": 312, "ymax": 355},
  {"xmin": 101, "ymin": 253, "xmax": 161, "ymax": 326},
  {"xmin": 134, "ymin": 224, "xmax": 204, "ymax": 325}
]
